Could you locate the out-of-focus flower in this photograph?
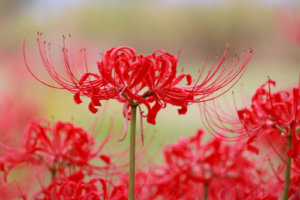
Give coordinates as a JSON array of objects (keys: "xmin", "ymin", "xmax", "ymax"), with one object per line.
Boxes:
[
  {"xmin": 109, "ymin": 171, "xmax": 149, "ymax": 200},
  {"xmin": 202, "ymin": 78, "xmax": 300, "ymax": 199},
  {"xmin": 136, "ymin": 130, "xmax": 272, "ymax": 199},
  {"xmin": 35, "ymin": 169, "xmax": 145, "ymax": 200},
  {"xmin": 25, "ymin": 33, "xmax": 253, "ymax": 125},
  {"xmin": 0, "ymin": 119, "xmax": 115, "ymax": 181},
  {"xmin": 237, "ymin": 79, "xmax": 299, "ymax": 156},
  {"xmin": 202, "ymin": 79, "xmax": 300, "ymax": 156},
  {"xmin": 34, "ymin": 170, "xmax": 109, "ymax": 200}
]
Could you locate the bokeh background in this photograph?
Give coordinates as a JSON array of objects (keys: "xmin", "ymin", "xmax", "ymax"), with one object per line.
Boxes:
[{"xmin": 0, "ymin": 0, "xmax": 299, "ymax": 163}]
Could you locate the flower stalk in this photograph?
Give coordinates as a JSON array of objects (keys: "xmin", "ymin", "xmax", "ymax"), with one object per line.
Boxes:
[
  {"xmin": 129, "ymin": 104, "xmax": 137, "ymax": 200},
  {"xmin": 204, "ymin": 183, "xmax": 209, "ymax": 200},
  {"xmin": 283, "ymin": 125, "xmax": 293, "ymax": 200}
]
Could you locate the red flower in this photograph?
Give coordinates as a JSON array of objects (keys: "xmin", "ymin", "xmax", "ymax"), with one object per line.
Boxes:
[
  {"xmin": 25, "ymin": 33, "xmax": 253, "ymax": 125},
  {"xmin": 139, "ymin": 130, "xmax": 271, "ymax": 199},
  {"xmin": 34, "ymin": 170, "xmax": 109, "ymax": 200},
  {"xmin": 34, "ymin": 170, "xmax": 140, "ymax": 200},
  {"xmin": 237, "ymin": 79, "xmax": 299, "ymax": 156},
  {"xmin": 0, "ymin": 119, "xmax": 115, "ymax": 181},
  {"xmin": 203, "ymin": 78, "xmax": 300, "ymax": 157},
  {"xmin": 109, "ymin": 171, "xmax": 149, "ymax": 200}
]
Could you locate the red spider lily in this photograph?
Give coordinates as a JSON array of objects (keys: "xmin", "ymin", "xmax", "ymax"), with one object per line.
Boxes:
[
  {"xmin": 34, "ymin": 170, "xmax": 110, "ymax": 200},
  {"xmin": 0, "ymin": 119, "xmax": 116, "ymax": 181},
  {"xmin": 236, "ymin": 79, "xmax": 299, "ymax": 157},
  {"xmin": 24, "ymin": 33, "xmax": 253, "ymax": 126},
  {"xmin": 139, "ymin": 130, "xmax": 272, "ymax": 199},
  {"xmin": 34, "ymin": 170, "xmax": 140, "ymax": 200},
  {"xmin": 202, "ymin": 78, "xmax": 300, "ymax": 156}
]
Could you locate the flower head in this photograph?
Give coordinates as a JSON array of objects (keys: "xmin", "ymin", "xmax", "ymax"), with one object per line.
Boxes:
[
  {"xmin": 34, "ymin": 170, "xmax": 108, "ymax": 200},
  {"xmin": 235, "ymin": 79, "xmax": 300, "ymax": 156},
  {"xmin": 202, "ymin": 78, "xmax": 300, "ymax": 156},
  {"xmin": 25, "ymin": 33, "xmax": 253, "ymax": 125},
  {"xmin": 0, "ymin": 119, "xmax": 115, "ymax": 181}
]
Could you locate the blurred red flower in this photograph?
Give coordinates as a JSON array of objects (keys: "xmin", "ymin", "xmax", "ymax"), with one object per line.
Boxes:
[
  {"xmin": 203, "ymin": 79, "xmax": 300, "ymax": 157},
  {"xmin": 0, "ymin": 119, "xmax": 115, "ymax": 181},
  {"xmin": 136, "ymin": 130, "xmax": 274, "ymax": 199},
  {"xmin": 35, "ymin": 170, "xmax": 109, "ymax": 200}
]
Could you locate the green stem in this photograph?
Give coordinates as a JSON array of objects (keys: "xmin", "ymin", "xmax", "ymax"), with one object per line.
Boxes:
[
  {"xmin": 50, "ymin": 168, "xmax": 56, "ymax": 181},
  {"xmin": 129, "ymin": 105, "xmax": 137, "ymax": 200},
  {"xmin": 283, "ymin": 126, "xmax": 293, "ymax": 200},
  {"xmin": 204, "ymin": 183, "xmax": 209, "ymax": 200}
]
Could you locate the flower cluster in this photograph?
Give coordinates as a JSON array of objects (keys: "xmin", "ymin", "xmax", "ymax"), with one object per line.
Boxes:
[
  {"xmin": 110, "ymin": 128, "xmax": 300, "ymax": 200},
  {"xmin": 16, "ymin": 26, "xmax": 298, "ymax": 199},
  {"xmin": 1, "ymin": 84, "xmax": 300, "ymax": 199},
  {"xmin": 142, "ymin": 130, "xmax": 273, "ymax": 199},
  {"xmin": 25, "ymin": 33, "xmax": 253, "ymax": 125}
]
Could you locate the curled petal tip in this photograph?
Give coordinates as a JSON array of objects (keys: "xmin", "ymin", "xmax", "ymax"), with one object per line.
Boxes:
[
  {"xmin": 88, "ymin": 102, "xmax": 98, "ymax": 113},
  {"xmin": 91, "ymin": 98, "xmax": 101, "ymax": 107},
  {"xmin": 178, "ymin": 105, "xmax": 188, "ymax": 115},
  {"xmin": 186, "ymin": 74, "xmax": 192, "ymax": 85},
  {"xmin": 99, "ymin": 155, "xmax": 111, "ymax": 165},
  {"xmin": 74, "ymin": 93, "xmax": 83, "ymax": 104}
]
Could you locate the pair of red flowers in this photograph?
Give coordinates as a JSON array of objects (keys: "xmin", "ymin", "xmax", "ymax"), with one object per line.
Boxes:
[{"xmin": 25, "ymin": 33, "xmax": 253, "ymax": 126}]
